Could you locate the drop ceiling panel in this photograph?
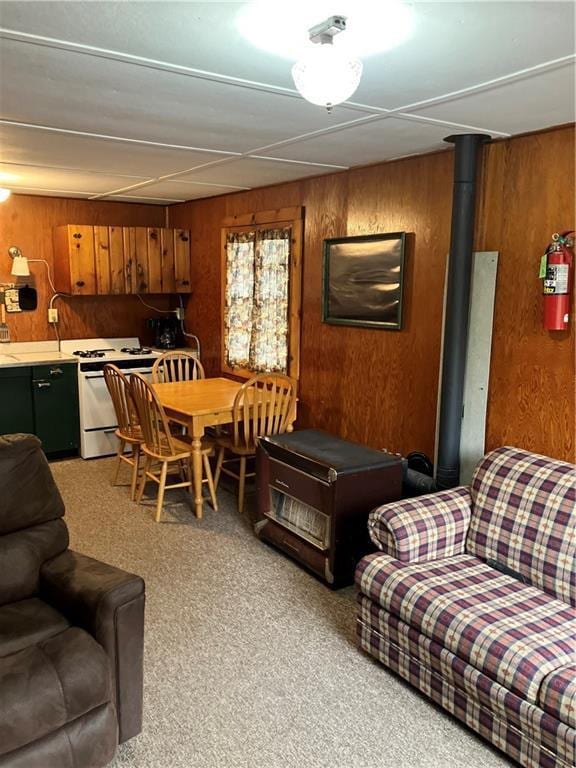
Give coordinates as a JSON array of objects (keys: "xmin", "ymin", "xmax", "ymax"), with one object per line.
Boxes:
[
  {"xmin": 11, "ymin": 189, "xmax": 100, "ymax": 200},
  {"xmin": 0, "ymin": 164, "xmax": 147, "ymax": 194},
  {"xmin": 409, "ymin": 64, "xmax": 576, "ymax": 135},
  {"xmin": 0, "ymin": 124, "xmax": 235, "ymax": 176},
  {"xmin": 262, "ymin": 117, "xmax": 464, "ymax": 167},
  {"xmin": 350, "ymin": 2, "xmax": 575, "ymax": 109},
  {"xmin": 1, "ymin": 2, "xmax": 574, "ymax": 111},
  {"xmin": 175, "ymin": 156, "xmax": 346, "ymax": 187},
  {"xmin": 0, "ymin": 40, "xmax": 367, "ymax": 153},
  {"xmin": 112, "ymin": 180, "xmax": 247, "ymax": 201},
  {"xmin": 0, "ymin": 1, "xmax": 298, "ymax": 90},
  {"xmin": 101, "ymin": 194, "xmax": 184, "ymax": 205}
]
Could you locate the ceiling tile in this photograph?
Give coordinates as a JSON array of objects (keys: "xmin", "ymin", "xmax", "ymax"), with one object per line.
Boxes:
[
  {"xmin": 2, "ymin": 2, "xmax": 574, "ymax": 111},
  {"xmin": 0, "ymin": 163, "xmax": 148, "ymax": 194},
  {"xmin": 11, "ymin": 189, "xmax": 96, "ymax": 200},
  {"xmin": 262, "ymin": 117, "xmax": 464, "ymax": 167},
  {"xmin": 175, "ymin": 157, "xmax": 346, "ymax": 187},
  {"xmin": 0, "ymin": 124, "xmax": 236, "ymax": 176},
  {"xmin": 100, "ymin": 194, "xmax": 182, "ymax": 205},
  {"xmin": 116, "ymin": 180, "xmax": 246, "ymax": 201},
  {"xmin": 351, "ymin": 2, "xmax": 575, "ymax": 109},
  {"xmin": 0, "ymin": 39, "xmax": 367, "ymax": 154},
  {"xmin": 407, "ymin": 64, "xmax": 576, "ymax": 135},
  {"xmin": 0, "ymin": 1, "xmax": 299, "ymax": 90}
]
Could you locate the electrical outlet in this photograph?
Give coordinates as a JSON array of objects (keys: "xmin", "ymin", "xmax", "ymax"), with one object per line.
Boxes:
[
  {"xmin": 48, "ymin": 308, "xmax": 58, "ymax": 324},
  {"xmin": 175, "ymin": 307, "xmax": 185, "ymax": 320}
]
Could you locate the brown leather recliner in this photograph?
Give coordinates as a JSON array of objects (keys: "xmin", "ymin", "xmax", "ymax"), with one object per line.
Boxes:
[{"xmin": 0, "ymin": 434, "xmax": 145, "ymax": 768}]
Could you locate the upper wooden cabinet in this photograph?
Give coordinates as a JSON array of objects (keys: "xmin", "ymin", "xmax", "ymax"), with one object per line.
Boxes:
[{"xmin": 53, "ymin": 225, "xmax": 191, "ymax": 295}]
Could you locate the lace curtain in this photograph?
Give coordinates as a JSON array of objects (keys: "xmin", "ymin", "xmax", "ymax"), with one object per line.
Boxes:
[{"xmin": 224, "ymin": 228, "xmax": 290, "ymax": 373}]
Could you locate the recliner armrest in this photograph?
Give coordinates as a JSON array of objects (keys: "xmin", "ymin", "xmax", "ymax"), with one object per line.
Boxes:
[
  {"xmin": 368, "ymin": 487, "xmax": 472, "ymax": 562},
  {"xmin": 40, "ymin": 550, "xmax": 145, "ymax": 744}
]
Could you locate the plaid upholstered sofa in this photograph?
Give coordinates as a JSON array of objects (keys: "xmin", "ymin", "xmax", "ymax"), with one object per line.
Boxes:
[{"xmin": 356, "ymin": 447, "xmax": 575, "ymax": 768}]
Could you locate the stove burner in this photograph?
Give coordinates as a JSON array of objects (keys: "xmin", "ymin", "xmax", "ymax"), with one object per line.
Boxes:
[
  {"xmin": 120, "ymin": 347, "xmax": 153, "ymax": 355},
  {"xmin": 73, "ymin": 350, "xmax": 106, "ymax": 359}
]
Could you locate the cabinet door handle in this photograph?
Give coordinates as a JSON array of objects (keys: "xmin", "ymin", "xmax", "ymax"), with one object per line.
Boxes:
[
  {"xmin": 49, "ymin": 368, "xmax": 63, "ymax": 376},
  {"xmin": 35, "ymin": 381, "xmax": 51, "ymax": 389},
  {"xmin": 76, "ymin": 280, "xmax": 85, "ymax": 287}
]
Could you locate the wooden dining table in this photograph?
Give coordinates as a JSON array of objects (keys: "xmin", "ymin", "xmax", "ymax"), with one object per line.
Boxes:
[
  {"xmin": 153, "ymin": 376, "xmax": 297, "ymax": 518},
  {"xmin": 153, "ymin": 376, "xmax": 269, "ymax": 519}
]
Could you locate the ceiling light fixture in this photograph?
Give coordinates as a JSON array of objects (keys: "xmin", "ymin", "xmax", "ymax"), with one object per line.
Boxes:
[
  {"xmin": 0, "ymin": 188, "xmax": 11, "ymax": 203},
  {"xmin": 291, "ymin": 15, "xmax": 362, "ymax": 110}
]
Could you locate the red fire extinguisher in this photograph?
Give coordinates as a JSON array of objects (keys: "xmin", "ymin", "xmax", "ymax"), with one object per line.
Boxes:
[{"xmin": 541, "ymin": 230, "xmax": 574, "ymax": 331}]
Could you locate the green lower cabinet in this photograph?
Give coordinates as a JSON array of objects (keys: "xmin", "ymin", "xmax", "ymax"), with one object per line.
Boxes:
[
  {"xmin": 0, "ymin": 367, "xmax": 34, "ymax": 436},
  {"xmin": 32, "ymin": 363, "xmax": 79, "ymax": 455}
]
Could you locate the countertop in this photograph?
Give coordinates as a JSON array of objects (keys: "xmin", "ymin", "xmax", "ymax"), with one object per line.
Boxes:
[{"xmin": 0, "ymin": 350, "xmax": 78, "ymax": 368}]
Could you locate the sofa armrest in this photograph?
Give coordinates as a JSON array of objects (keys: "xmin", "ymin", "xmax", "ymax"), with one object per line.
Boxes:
[
  {"xmin": 368, "ymin": 487, "xmax": 472, "ymax": 562},
  {"xmin": 40, "ymin": 550, "xmax": 145, "ymax": 744}
]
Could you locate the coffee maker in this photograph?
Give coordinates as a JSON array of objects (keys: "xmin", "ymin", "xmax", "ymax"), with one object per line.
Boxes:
[{"xmin": 147, "ymin": 317, "xmax": 182, "ymax": 349}]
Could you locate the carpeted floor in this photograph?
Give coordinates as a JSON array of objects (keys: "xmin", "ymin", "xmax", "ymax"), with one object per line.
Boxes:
[{"xmin": 50, "ymin": 456, "xmax": 513, "ymax": 768}]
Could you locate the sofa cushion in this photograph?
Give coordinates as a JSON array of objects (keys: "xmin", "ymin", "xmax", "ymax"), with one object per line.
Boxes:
[
  {"xmin": 0, "ymin": 627, "xmax": 113, "ymax": 755},
  {"xmin": 466, "ymin": 446, "xmax": 576, "ymax": 606},
  {"xmin": 0, "ymin": 434, "xmax": 65, "ymax": 535},
  {"xmin": 0, "ymin": 520, "xmax": 69, "ymax": 606},
  {"xmin": 0, "ymin": 598, "xmax": 69, "ymax": 657},
  {"xmin": 356, "ymin": 552, "xmax": 576, "ymax": 702},
  {"xmin": 539, "ymin": 664, "xmax": 576, "ymax": 729}
]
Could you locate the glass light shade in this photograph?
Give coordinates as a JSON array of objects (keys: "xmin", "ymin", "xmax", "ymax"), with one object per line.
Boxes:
[
  {"xmin": 292, "ymin": 45, "xmax": 363, "ymax": 107},
  {"xmin": 11, "ymin": 255, "xmax": 30, "ymax": 277},
  {"xmin": 0, "ymin": 188, "xmax": 11, "ymax": 203}
]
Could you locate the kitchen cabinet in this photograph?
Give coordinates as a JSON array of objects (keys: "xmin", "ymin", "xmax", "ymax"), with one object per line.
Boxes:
[
  {"xmin": 53, "ymin": 225, "xmax": 97, "ymax": 295},
  {"xmin": 0, "ymin": 367, "xmax": 34, "ymax": 436},
  {"xmin": 0, "ymin": 363, "xmax": 79, "ymax": 456},
  {"xmin": 32, "ymin": 364, "xmax": 79, "ymax": 455},
  {"xmin": 53, "ymin": 225, "xmax": 191, "ymax": 295}
]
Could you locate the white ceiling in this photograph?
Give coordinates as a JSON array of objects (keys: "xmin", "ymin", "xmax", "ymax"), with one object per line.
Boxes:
[{"xmin": 0, "ymin": 1, "xmax": 574, "ymax": 204}]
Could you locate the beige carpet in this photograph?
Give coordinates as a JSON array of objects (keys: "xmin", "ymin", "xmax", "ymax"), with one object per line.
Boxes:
[{"xmin": 50, "ymin": 456, "xmax": 513, "ymax": 768}]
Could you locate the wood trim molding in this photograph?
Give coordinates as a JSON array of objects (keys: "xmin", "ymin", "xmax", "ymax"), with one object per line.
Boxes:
[{"xmin": 221, "ymin": 206, "xmax": 303, "ymax": 227}]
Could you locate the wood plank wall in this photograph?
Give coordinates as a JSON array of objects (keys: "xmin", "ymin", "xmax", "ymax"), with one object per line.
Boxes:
[
  {"xmin": 169, "ymin": 125, "xmax": 575, "ymax": 463},
  {"xmin": 0, "ymin": 195, "xmax": 173, "ymax": 343}
]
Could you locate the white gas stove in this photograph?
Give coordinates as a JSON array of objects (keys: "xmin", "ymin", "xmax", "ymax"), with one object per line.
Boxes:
[{"xmin": 60, "ymin": 338, "xmax": 163, "ymax": 459}]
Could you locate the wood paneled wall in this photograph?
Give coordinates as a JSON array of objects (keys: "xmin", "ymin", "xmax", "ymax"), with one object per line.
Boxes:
[
  {"xmin": 0, "ymin": 195, "xmax": 174, "ymax": 343},
  {"xmin": 170, "ymin": 125, "xmax": 575, "ymax": 463}
]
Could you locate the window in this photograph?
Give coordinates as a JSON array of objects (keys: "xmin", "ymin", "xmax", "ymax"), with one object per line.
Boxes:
[{"xmin": 221, "ymin": 207, "xmax": 303, "ymax": 380}]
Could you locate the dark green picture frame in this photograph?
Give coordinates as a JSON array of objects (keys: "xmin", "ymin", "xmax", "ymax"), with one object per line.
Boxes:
[{"xmin": 322, "ymin": 232, "xmax": 406, "ymax": 330}]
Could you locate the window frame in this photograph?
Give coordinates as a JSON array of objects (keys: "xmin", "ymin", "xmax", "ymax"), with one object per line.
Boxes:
[{"xmin": 220, "ymin": 207, "xmax": 303, "ymax": 381}]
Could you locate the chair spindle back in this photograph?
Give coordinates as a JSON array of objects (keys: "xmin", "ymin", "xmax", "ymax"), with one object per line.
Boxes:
[
  {"xmin": 232, "ymin": 374, "xmax": 296, "ymax": 451},
  {"xmin": 152, "ymin": 351, "xmax": 205, "ymax": 384},
  {"xmin": 130, "ymin": 373, "xmax": 176, "ymax": 457},
  {"xmin": 103, "ymin": 364, "xmax": 139, "ymax": 432}
]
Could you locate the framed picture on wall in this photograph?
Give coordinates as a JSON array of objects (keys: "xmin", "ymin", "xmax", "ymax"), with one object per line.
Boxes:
[{"xmin": 322, "ymin": 232, "xmax": 406, "ymax": 330}]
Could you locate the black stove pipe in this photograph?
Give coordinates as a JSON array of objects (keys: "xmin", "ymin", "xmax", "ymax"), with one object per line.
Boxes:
[{"xmin": 435, "ymin": 133, "xmax": 490, "ymax": 490}]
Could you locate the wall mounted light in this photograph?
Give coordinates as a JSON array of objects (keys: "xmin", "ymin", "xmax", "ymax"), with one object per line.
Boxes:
[
  {"xmin": 0, "ymin": 188, "xmax": 11, "ymax": 203},
  {"xmin": 9, "ymin": 247, "xmax": 30, "ymax": 276},
  {"xmin": 291, "ymin": 15, "xmax": 362, "ymax": 110}
]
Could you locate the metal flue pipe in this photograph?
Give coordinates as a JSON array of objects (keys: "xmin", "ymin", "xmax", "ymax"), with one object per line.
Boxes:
[{"xmin": 435, "ymin": 133, "xmax": 490, "ymax": 490}]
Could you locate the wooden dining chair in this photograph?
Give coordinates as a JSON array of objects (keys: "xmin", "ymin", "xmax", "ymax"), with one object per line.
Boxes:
[
  {"xmin": 214, "ymin": 373, "xmax": 297, "ymax": 515},
  {"xmin": 129, "ymin": 373, "xmax": 218, "ymax": 522},
  {"xmin": 103, "ymin": 364, "xmax": 144, "ymax": 500},
  {"xmin": 151, "ymin": 351, "xmax": 205, "ymax": 384}
]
